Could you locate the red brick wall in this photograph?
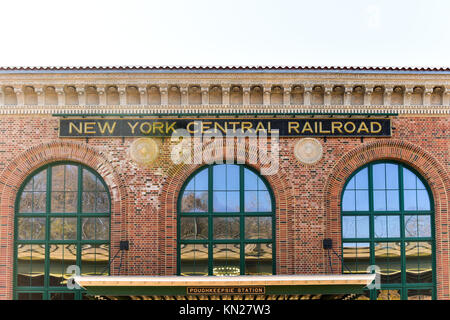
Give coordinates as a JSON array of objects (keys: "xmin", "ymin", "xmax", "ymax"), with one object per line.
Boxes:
[{"xmin": 0, "ymin": 115, "xmax": 448, "ymax": 299}]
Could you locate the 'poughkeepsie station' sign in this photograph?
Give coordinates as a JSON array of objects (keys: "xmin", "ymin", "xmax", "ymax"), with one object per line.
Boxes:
[{"xmin": 59, "ymin": 118, "xmax": 391, "ymax": 137}]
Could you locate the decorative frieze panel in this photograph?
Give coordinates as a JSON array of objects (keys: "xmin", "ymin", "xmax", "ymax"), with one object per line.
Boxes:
[{"xmin": 0, "ymin": 79, "xmax": 449, "ymax": 115}]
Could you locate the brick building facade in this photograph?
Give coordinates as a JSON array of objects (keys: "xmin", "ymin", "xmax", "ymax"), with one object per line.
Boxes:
[{"xmin": 0, "ymin": 66, "xmax": 448, "ymax": 300}]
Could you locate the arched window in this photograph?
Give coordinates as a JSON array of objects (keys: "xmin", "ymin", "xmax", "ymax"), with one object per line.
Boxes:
[
  {"xmin": 341, "ymin": 161, "xmax": 435, "ymax": 300},
  {"xmin": 14, "ymin": 162, "xmax": 111, "ymax": 300},
  {"xmin": 178, "ymin": 164, "xmax": 275, "ymax": 276}
]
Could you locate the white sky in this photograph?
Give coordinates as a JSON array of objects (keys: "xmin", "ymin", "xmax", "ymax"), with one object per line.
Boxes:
[{"xmin": 0, "ymin": 0, "xmax": 449, "ymax": 68}]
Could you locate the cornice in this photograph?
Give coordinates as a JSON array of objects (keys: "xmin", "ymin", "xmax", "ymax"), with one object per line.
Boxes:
[{"xmin": 0, "ymin": 104, "xmax": 448, "ymax": 115}]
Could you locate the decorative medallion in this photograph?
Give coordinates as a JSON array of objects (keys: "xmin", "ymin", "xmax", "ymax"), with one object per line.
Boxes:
[
  {"xmin": 294, "ymin": 138, "xmax": 323, "ymax": 165},
  {"xmin": 129, "ymin": 138, "xmax": 159, "ymax": 165}
]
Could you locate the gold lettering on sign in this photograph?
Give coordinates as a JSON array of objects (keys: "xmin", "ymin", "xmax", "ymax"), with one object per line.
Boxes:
[
  {"xmin": 371, "ymin": 122, "xmax": 382, "ymax": 133},
  {"xmin": 302, "ymin": 122, "xmax": 314, "ymax": 133},
  {"xmin": 128, "ymin": 122, "xmax": 139, "ymax": 134},
  {"xmin": 331, "ymin": 121, "xmax": 343, "ymax": 134},
  {"xmin": 69, "ymin": 122, "xmax": 82, "ymax": 134},
  {"xmin": 357, "ymin": 121, "xmax": 370, "ymax": 134},
  {"xmin": 288, "ymin": 121, "xmax": 300, "ymax": 134},
  {"xmin": 84, "ymin": 122, "xmax": 96, "ymax": 134},
  {"xmin": 344, "ymin": 121, "xmax": 356, "ymax": 133},
  {"xmin": 98, "ymin": 121, "xmax": 117, "ymax": 134}
]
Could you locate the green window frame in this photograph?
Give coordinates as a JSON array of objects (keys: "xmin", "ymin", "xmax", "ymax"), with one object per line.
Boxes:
[
  {"xmin": 341, "ymin": 161, "xmax": 436, "ymax": 300},
  {"xmin": 177, "ymin": 164, "xmax": 276, "ymax": 276},
  {"xmin": 13, "ymin": 162, "xmax": 111, "ymax": 300}
]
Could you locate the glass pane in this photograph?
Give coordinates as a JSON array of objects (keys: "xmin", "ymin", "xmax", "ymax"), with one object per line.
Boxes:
[
  {"xmin": 51, "ymin": 165, "xmax": 66, "ymax": 191},
  {"xmin": 194, "ymin": 168, "xmax": 208, "ymax": 191},
  {"xmin": 357, "ymin": 243, "xmax": 371, "ymax": 273},
  {"xmin": 17, "ymin": 292, "xmax": 44, "ymax": 300},
  {"xmin": 245, "ymin": 243, "xmax": 273, "ymax": 275},
  {"xmin": 33, "ymin": 170, "xmax": 47, "ymax": 191},
  {"xmin": 17, "ymin": 217, "xmax": 45, "ymax": 241},
  {"xmin": 95, "ymin": 192, "xmax": 109, "ymax": 213},
  {"xmin": 49, "ymin": 244, "xmax": 77, "ymax": 286},
  {"xmin": 33, "ymin": 192, "xmax": 46, "ymax": 213},
  {"xmin": 50, "ymin": 292, "xmax": 75, "ymax": 300},
  {"xmin": 23, "ymin": 179, "xmax": 33, "ymax": 192},
  {"xmin": 30, "ymin": 244, "xmax": 45, "ymax": 286},
  {"xmin": 403, "ymin": 168, "xmax": 416, "ymax": 189},
  {"xmin": 180, "ymin": 191, "xmax": 195, "ymax": 212},
  {"xmin": 81, "ymin": 244, "xmax": 109, "ymax": 276},
  {"xmin": 82, "ymin": 218, "xmax": 109, "ymax": 240},
  {"xmin": 386, "ymin": 190, "xmax": 399, "ymax": 211},
  {"xmin": 374, "ymin": 216, "xmax": 387, "ymax": 238},
  {"xmin": 82, "ymin": 218, "xmax": 96, "ymax": 240},
  {"xmin": 342, "ymin": 190, "xmax": 355, "ymax": 211},
  {"xmin": 50, "ymin": 218, "xmax": 77, "ymax": 240},
  {"xmin": 346, "ymin": 176, "xmax": 355, "ymax": 189},
  {"xmin": 355, "ymin": 168, "xmax": 368, "ymax": 189},
  {"xmin": 32, "ymin": 217, "xmax": 46, "ymax": 240},
  {"xmin": 213, "ymin": 244, "xmax": 240, "ymax": 276},
  {"xmin": 343, "ymin": 243, "xmax": 357, "ymax": 273},
  {"xmin": 405, "ymin": 241, "xmax": 432, "ymax": 283},
  {"xmin": 194, "ymin": 191, "xmax": 208, "ymax": 212},
  {"xmin": 180, "ymin": 243, "xmax": 209, "ymax": 276},
  {"xmin": 65, "ymin": 192, "xmax": 77, "ymax": 213},
  {"xmin": 377, "ymin": 289, "xmax": 401, "ymax": 300},
  {"xmin": 416, "ymin": 178, "xmax": 426, "ymax": 190},
  {"xmin": 372, "ymin": 164, "xmax": 385, "ymax": 189},
  {"xmin": 65, "ymin": 165, "xmax": 78, "ymax": 192},
  {"xmin": 19, "ymin": 192, "xmax": 33, "ymax": 213},
  {"xmin": 82, "ymin": 192, "xmax": 96, "ymax": 213},
  {"xmin": 375, "ymin": 216, "xmax": 400, "ymax": 238},
  {"xmin": 83, "ymin": 170, "xmax": 97, "ymax": 191},
  {"xmin": 213, "ymin": 165, "xmax": 226, "ymax": 190},
  {"xmin": 385, "ymin": 164, "xmax": 398, "ymax": 189},
  {"xmin": 16, "ymin": 244, "xmax": 32, "ymax": 287},
  {"xmin": 213, "ymin": 191, "xmax": 226, "ymax": 212},
  {"xmin": 94, "ymin": 244, "xmax": 109, "ymax": 275},
  {"xmin": 404, "ymin": 190, "xmax": 417, "ymax": 210},
  {"xmin": 18, "ymin": 218, "xmax": 32, "ymax": 240},
  {"xmin": 96, "ymin": 178, "xmax": 106, "ymax": 192},
  {"xmin": 407, "ymin": 289, "xmax": 432, "ymax": 300},
  {"xmin": 417, "ymin": 215, "xmax": 431, "ymax": 237},
  {"xmin": 356, "ymin": 216, "xmax": 369, "ymax": 238},
  {"xmin": 184, "ymin": 180, "xmax": 194, "ymax": 191},
  {"xmin": 245, "ymin": 216, "xmax": 272, "ymax": 240},
  {"xmin": 342, "ymin": 216, "xmax": 356, "ymax": 239},
  {"xmin": 213, "ymin": 217, "xmax": 240, "ymax": 239},
  {"xmin": 51, "ymin": 192, "xmax": 65, "ymax": 213},
  {"xmin": 355, "ymin": 190, "xmax": 369, "ymax": 211},
  {"xmin": 405, "ymin": 215, "xmax": 418, "ymax": 237},
  {"xmin": 244, "ymin": 169, "xmax": 258, "ymax": 190},
  {"xmin": 258, "ymin": 191, "xmax": 272, "ymax": 212},
  {"xmin": 226, "ymin": 165, "xmax": 240, "ymax": 190},
  {"xmin": 387, "ymin": 216, "xmax": 400, "ymax": 238},
  {"xmin": 373, "ymin": 191, "xmax": 386, "ymax": 211},
  {"xmin": 374, "ymin": 242, "xmax": 401, "ymax": 284},
  {"xmin": 417, "ymin": 190, "xmax": 430, "ymax": 210},
  {"xmin": 180, "ymin": 217, "xmax": 208, "ymax": 240},
  {"xmin": 244, "ymin": 191, "xmax": 258, "ymax": 212},
  {"xmin": 95, "ymin": 217, "xmax": 110, "ymax": 240},
  {"xmin": 226, "ymin": 191, "xmax": 240, "ymax": 212}
]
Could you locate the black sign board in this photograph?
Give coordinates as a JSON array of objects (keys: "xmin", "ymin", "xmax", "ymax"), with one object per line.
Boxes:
[{"xmin": 59, "ymin": 118, "xmax": 391, "ymax": 137}]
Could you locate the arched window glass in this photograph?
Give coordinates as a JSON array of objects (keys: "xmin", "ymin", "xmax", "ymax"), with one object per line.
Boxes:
[
  {"xmin": 178, "ymin": 164, "xmax": 275, "ymax": 276},
  {"xmin": 341, "ymin": 161, "xmax": 435, "ymax": 300},
  {"xmin": 14, "ymin": 162, "xmax": 110, "ymax": 300}
]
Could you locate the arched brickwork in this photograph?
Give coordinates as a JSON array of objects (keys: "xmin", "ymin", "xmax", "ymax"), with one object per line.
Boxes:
[
  {"xmin": 324, "ymin": 139, "xmax": 449, "ymax": 299},
  {"xmin": 159, "ymin": 141, "xmax": 295, "ymax": 276},
  {"xmin": 0, "ymin": 141, "xmax": 126, "ymax": 299}
]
